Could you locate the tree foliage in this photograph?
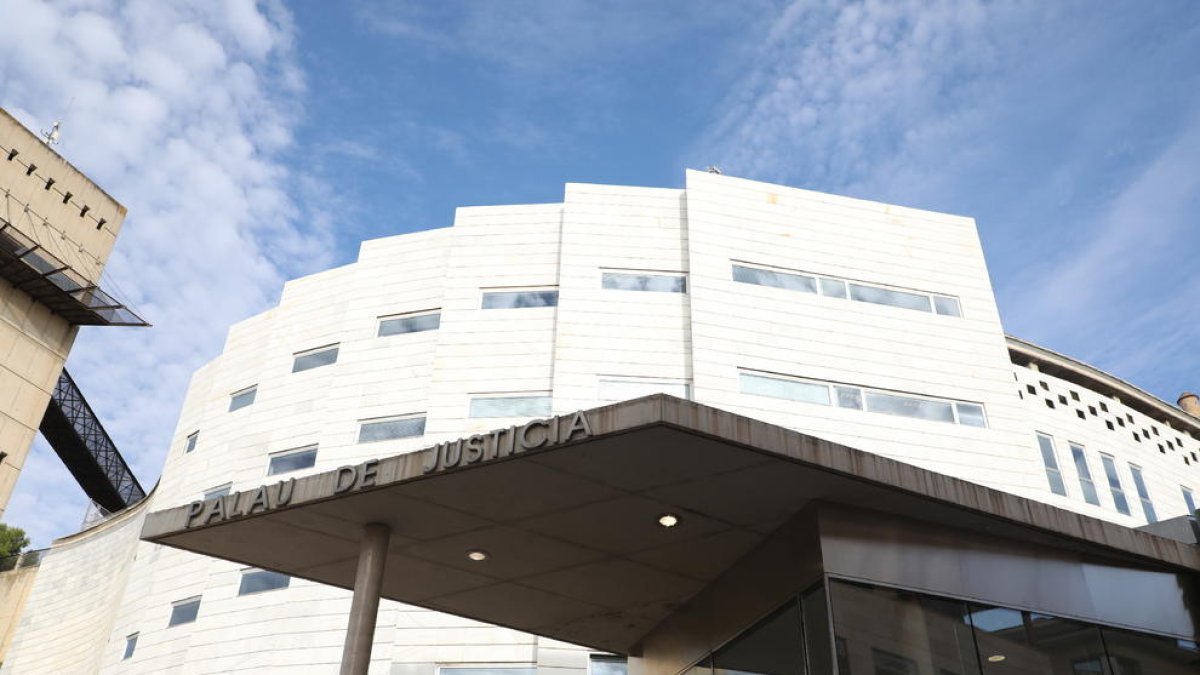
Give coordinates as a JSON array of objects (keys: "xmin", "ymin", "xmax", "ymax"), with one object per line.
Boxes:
[{"xmin": 0, "ymin": 524, "xmax": 30, "ymax": 559}]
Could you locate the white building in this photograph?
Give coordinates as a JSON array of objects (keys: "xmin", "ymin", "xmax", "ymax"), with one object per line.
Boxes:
[{"xmin": 3, "ymin": 170, "xmax": 1197, "ymax": 674}]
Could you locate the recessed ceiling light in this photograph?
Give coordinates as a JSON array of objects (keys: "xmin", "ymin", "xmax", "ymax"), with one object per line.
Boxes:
[
  {"xmin": 658, "ymin": 513, "xmax": 680, "ymax": 528},
  {"xmin": 987, "ymin": 655, "xmax": 1006, "ymax": 663},
  {"xmin": 466, "ymin": 549, "xmax": 489, "ymax": 562}
]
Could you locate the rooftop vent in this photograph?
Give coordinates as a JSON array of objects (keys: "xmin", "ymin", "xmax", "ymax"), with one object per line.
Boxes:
[{"xmin": 1179, "ymin": 392, "xmax": 1200, "ymax": 417}]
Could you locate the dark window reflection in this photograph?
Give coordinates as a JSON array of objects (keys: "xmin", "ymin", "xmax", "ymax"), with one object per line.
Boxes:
[
  {"xmin": 802, "ymin": 584, "xmax": 835, "ymax": 675},
  {"xmin": 714, "ymin": 599, "xmax": 805, "ymax": 675},
  {"xmin": 968, "ymin": 605, "xmax": 1111, "ymax": 675},
  {"xmin": 685, "ymin": 657, "xmax": 714, "ymax": 675},
  {"xmin": 829, "ymin": 581, "xmax": 981, "ymax": 675},
  {"xmin": 1100, "ymin": 627, "xmax": 1199, "ymax": 675}
]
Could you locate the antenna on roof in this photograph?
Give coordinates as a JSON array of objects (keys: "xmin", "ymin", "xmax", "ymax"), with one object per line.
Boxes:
[
  {"xmin": 41, "ymin": 97, "xmax": 74, "ymax": 147},
  {"xmin": 41, "ymin": 120, "xmax": 62, "ymax": 146},
  {"xmin": 705, "ymin": 165, "xmax": 722, "ymax": 175}
]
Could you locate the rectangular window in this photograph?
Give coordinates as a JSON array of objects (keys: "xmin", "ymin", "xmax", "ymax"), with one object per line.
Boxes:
[
  {"xmin": 597, "ymin": 377, "xmax": 691, "ymax": 402},
  {"xmin": 168, "ymin": 597, "xmax": 201, "ymax": 627},
  {"xmin": 1129, "ymin": 465, "xmax": 1157, "ymax": 523},
  {"xmin": 740, "ymin": 371, "xmax": 984, "ymax": 427},
  {"xmin": 203, "ymin": 483, "xmax": 231, "ymax": 501},
  {"xmin": 469, "ymin": 394, "xmax": 553, "ymax": 418},
  {"xmin": 237, "ymin": 569, "xmax": 290, "ymax": 596},
  {"xmin": 1068, "ymin": 444, "xmax": 1100, "ymax": 506},
  {"xmin": 122, "ymin": 633, "xmax": 138, "ymax": 660},
  {"xmin": 732, "ymin": 264, "xmax": 817, "ymax": 293},
  {"xmin": 848, "ymin": 283, "xmax": 932, "ymax": 312},
  {"xmin": 1100, "ymin": 454, "xmax": 1131, "ymax": 515},
  {"xmin": 932, "ymin": 295, "xmax": 962, "ymax": 317},
  {"xmin": 267, "ymin": 446, "xmax": 317, "ymax": 476},
  {"xmin": 601, "ymin": 271, "xmax": 686, "ymax": 293},
  {"xmin": 1036, "ymin": 434, "xmax": 1068, "ymax": 497},
  {"xmin": 184, "ymin": 431, "xmax": 199, "ymax": 453},
  {"xmin": 739, "ymin": 372, "xmax": 830, "ymax": 406},
  {"xmin": 954, "ymin": 402, "xmax": 987, "ymax": 427},
  {"xmin": 358, "ymin": 415, "xmax": 426, "ymax": 443},
  {"xmin": 228, "ymin": 386, "xmax": 257, "ymax": 412},
  {"xmin": 481, "ymin": 289, "xmax": 558, "ymax": 309},
  {"xmin": 292, "ymin": 345, "xmax": 339, "ymax": 373},
  {"xmin": 589, "ymin": 655, "xmax": 628, "ymax": 675},
  {"xmin": 818, "ymin": 277, "xmax": 847, "ymax": 298},
  {"xmin": 378, "ymin": 310, "xmax": 440, "ymax": 337},
  {"xmin": 834, "ymin": 385, "xmax": 863, "ymax": 409},
  {"xmin": 865, "ymin": 391, "xmax": 955, "ymax": 423},
  {"xmin": 1184, "ymin": 486, "xmax": 1197, "ymax": 514},
  {"xmin": 441, "ymin": 668, "xmax": 537, "ymax": 675}
]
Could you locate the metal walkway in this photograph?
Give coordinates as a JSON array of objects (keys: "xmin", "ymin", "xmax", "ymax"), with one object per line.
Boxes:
[{"xmin": 39, "ymin": 368, "xmax": 145, "ymax": 513}]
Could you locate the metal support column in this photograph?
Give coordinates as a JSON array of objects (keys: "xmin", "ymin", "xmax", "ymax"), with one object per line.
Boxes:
[{"xmin": 340, "ymin": 522, "xmax": 391, "ymax": 675}]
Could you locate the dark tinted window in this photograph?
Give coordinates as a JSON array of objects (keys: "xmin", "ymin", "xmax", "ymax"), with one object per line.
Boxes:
[
  {"xmin": 378, "ymin": 312, "xmax": 440, "ymax": 336},
  {"xmin": 238, "ymin": 569, "xmax": 290, "ymax": 596},
  {"xmin": 168, "ymin": 598, "xmax": 201, "ymax": 626},
  {"xmin": 830, "ymin": 581, "xmax": 981, "ymax": 675},
  {"xmin": 713, "ymin": 599, "xmax": 805, "ymax": 675}
]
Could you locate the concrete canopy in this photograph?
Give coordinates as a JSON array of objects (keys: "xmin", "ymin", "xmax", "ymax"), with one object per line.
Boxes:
[{"xmin": 141, "ymin": 396, "xmax": 1200, "ymax": 654}]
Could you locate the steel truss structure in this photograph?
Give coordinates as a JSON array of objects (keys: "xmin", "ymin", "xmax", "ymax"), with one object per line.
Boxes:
[{"xmin": 40, "ymin": 368, "xmax": 145, "ymax": 513}]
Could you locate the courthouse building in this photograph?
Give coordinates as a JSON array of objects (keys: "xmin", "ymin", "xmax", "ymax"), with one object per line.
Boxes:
[{"xmin": 1, "ymin": 170, "xmax": 1195, "ymax": 673}]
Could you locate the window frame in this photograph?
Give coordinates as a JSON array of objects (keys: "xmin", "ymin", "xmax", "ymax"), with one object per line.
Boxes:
[
  {"xmin": 377, "ymin": 309, "xmax": 441, "ymax": 337},
  {"xmin": 266, "ymin": 445, "xmax": 318, "ymax": 476},
  {"xmin": 600, "ymin": 269, "xmax": 687, "ymax": 293},
  {"xmin": 1036, "ymin": 433, "xmax": 1068, "ymax": 497},
  {"xmin": 202, "ymin": 483, "xmax": 232, "ymax": 501},
  {"xmin": 1128, "ymin": 464, "xmax": 1157, "ymax": 523},
  {"xmin": 738, "ymin": 369, "xmax": 987, "ymax": 428},
  {"xmin": 122, "ymin": 632, "xmax": 138, "ymax": 660},
  {"xmin": 1068, "ymin": 443, "xmax": 1101, "ymax": 506},
  {"xmin": 480, "ymin": 287, "xmax": 559, "ymax": 310},
  {"xmin": 228, "ymin": 385, "xmax": 257, "ymax": 412},
  {"xmin": 184, "ymin": 430, "xmax": 199, "ymax": 453},
  {"xmin": 1099, "ymin": 453, "xmax": 1131, "ymax": 516},
  {"xmin": 237, "ymin": 568, "xmax": 291, "ymax": 596},
  {"xmin": 468, "ymin": 393, "xmax": 553, "ymax": 419},
  {"xmin": 357, "ymin": 414, "xmax": 427, "ymax": 444},
  {"xmin": 1183, "ymin": 486, "xmax": 1197, "ymax": 514},
  {"xmin": 291, "ymin": 343, "xmax": 340, "ymax": 373},
  {"xmin": 587, "ymin": 654, "xmax": 628, "ymax": 675},
  {"xmin": 731, "ymin": 261, "xmax": 963, "ymax": 317},
  {"xmin": 596, "ymin": 376, "xmax": 692, "ymax": 402},
  {"xmin": 167, "ymin": 596, "xmax": 201, "ymax": 627}
]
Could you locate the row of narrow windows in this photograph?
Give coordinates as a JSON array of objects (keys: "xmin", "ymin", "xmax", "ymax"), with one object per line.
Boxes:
[
  {"xmin": 193, "ymin": 368, "xmax": 986, "ymax": 488},
  {"xmin": 231, "ymin": 260, "xmax": 963, "ymax": 411},
  {"xmin": 740, "ymin": 370, "xmax": 987, "ymax": 428},
  {"xmin": 1034, "ymin": 432, "xmax": 1196, "ymax": 522},
  {"xmin": 122, "ymin": 569, "xmax": 290, "ymax": 660}
]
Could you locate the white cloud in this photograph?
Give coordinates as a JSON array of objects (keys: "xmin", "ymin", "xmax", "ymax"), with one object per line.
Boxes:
[{"xmin": 0, "ymin": 0, "xmax": 328, "ymax": 546}]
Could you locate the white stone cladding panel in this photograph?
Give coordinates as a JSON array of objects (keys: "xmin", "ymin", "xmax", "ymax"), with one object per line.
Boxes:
[
  {"xmin": 1012, "ymin": 364, "xmax": 1200, "ymax": 524},
  {"xmin": 425, "ymin": 204, "xmax": 563, "ymax": 437},
  {"xmin": 552, "ymin": 183, "xmax": 690, "ymax": 412},
  {"xmin": 0, "ymin": 505, "xmax": 142, "ymax": 674},
  {"xmin": 683, "ymin": 170, "xmax": 1040, "ymax": 491}
]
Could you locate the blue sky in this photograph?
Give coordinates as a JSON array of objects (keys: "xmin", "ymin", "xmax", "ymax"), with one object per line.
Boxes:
[{"xmin": 1, "ymin": 0, "xmax": 1198, "ymax": 546}]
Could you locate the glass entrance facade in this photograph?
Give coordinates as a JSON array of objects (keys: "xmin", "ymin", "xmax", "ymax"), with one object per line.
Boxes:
[{"xmin": 688, "ymin": 580, "xmax": 1198, "ymax": 675}]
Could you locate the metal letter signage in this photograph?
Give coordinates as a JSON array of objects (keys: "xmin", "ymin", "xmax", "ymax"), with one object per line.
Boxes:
[
  {"xmin": 182, "ymin": 414, "xmax": 592, "ymax": 529},
  {"xmin": 185, "ymin": 478, "xmax": 297, "ymax": 528},
  {"xmin": 423, "ymin": 411, "xmax": 592, "ymax": 474}
]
